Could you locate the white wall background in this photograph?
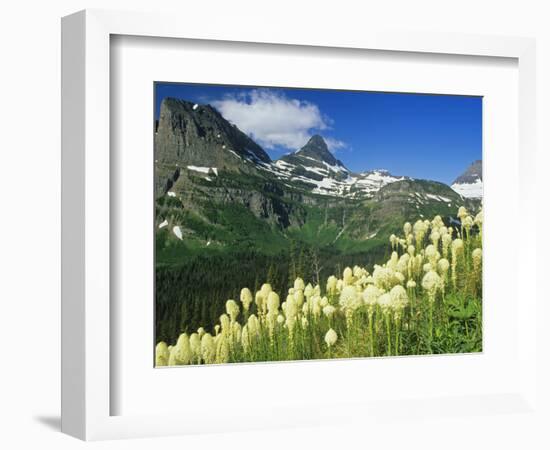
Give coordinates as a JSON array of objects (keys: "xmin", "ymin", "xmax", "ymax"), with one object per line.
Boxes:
[{"xmin": 0, "ymin": 1, "xmax": 548, "ymax": 448}]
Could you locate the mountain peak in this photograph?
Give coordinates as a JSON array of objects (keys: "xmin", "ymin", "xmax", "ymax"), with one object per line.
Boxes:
[
  {"xmin": 452, "ymin": 160, "xmax": 482, "ymax": 185},
  {"xmin": 451, "ymin": 160, "xmax": 482, "ymax": 199},
  {"xmin": 295, "ymin": 135, "xmax": 337, "ymax": 165},
  {"xmin": 155, "ymin": 96, "xmax": 271, "ymax": 170}
]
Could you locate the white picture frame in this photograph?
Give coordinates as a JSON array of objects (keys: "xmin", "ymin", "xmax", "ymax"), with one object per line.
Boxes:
[{"xmin": 61, "ymin": 9, "xmax": 538, "ymax": 441}]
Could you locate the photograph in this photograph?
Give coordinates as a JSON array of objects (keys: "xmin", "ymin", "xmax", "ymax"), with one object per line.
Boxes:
[{"xmin": 153, "ymin": 83, "xmax": 483, "ymax": 366}]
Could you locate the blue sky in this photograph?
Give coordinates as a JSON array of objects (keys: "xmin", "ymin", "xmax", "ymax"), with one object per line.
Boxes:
[{"xmin": 155, "ymin": 83, "xmax": 482, "ymax": 184}]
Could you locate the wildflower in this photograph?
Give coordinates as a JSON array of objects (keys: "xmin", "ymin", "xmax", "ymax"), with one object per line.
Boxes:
[
  {"xmin": 267, "ymin": 291, "xmax": 280, "ymax": 313},
  {"xmin": 406, "ymin": 280, "xmax": 416, "ymax": 289},
  {"xmin": 442, "ymin": 234, "xmax": 452, "ymax": 259},
  {"xmin": 472, "ymin": 248, "xmax": 482, "ymax": 275},
  {"xmin": 197, "ymin": 327, "xmax": 205, "ymax": 338},
  {"xmin": 219, "ymin": 314, "xmax": 230, "ymax": 332},
  {"xmin": 407, "ymin": 245, "xmax": 415, "ymax": 257},
  {"xmin": 241, "ymin": 325, "xmax": 251, "ymax": 351},
  {"xmin": 240, "ymin": 288, "xmax": 253, "ymax": 311},
  {"xmin": 339, "ymin": 285, "xmax": 362, "ymax": 311},
  {"xmin": 387, "ymin": 252, "xmax": 399, "ymax": 270},
  {"xmin": 168, "ymin": 346, "xmax": 179, "ymax": 366},
  {"xmin": 451, "ymin": 238, "xmax": 464, "ymax": 288},
  {"xmin": 413, "ymin": 220, "xmax": 428, "ymax": 246},
  {"xmin": 304, "ymin": 283, "xmax": 314, "ymax": 299},
  {"xmin": 260, "ymin": 283, "xmax": 273, "ymax": 298},
  {"xmin": 396, "ymin": 254, "xmax": 409, "ymax": 275},
  {"xmin": 422, "ymin": 270, "xmax": 442, "ymax": 303},
  {"xmin": 247, "ymin": 314, "xmax": 260, "ymax": 337},
  {"xmin": 155, "ymin": 341, "xmax": 169, "ymax": 366},
  {"xmin": 425, "ymin": 244, "xmax": 440, "ymax": 266},
  {"xmin": 277, "ymin": 314, "xmax": 285, "ymax": 324},
  {"xmin": 343, "ymin": 267, "xmax": 353, "ymax": 285},
  {"xmin": 189, "ymin": 333, "xmax": 201, "ymax": 361},
  {"xmin": 474, "ymin": 210, "xmax": 483, "ymax": 227},
  {"xmin": 461, "ymin": 215, "xmax": 474, "ymax": 233},
  {"xmin": 389, "ymin": 285, "xmax": 409, "ymax": 319},
  {"xmin": 293, "ymin": 289, "xmax": 305, "ymax": 308},
  {"xmin": 215, "ymin": 334, "xmax": 230, "ymax": 363},
  {"xmin": 326, "ymin": 275, "xmax": 338, "ymax": 295},
  {"xmin": 377, "ymin": 293, "xmax": 393, "ymax": 315},
  {"xmin": 324, "ymin": 328, "xmax": 338, "ymax": 347},
  {"xmin": 437, "ymin": 258, "xmax": 450, "ymax": 278},
  {"xmin": 232, "ymin": 322, "xmax": 242, "ymax": 342},
  {"xmin": 458, "ymin": 206, "xmax": 468, "ymax": 220},
  {"xmin": 390, "ymin": 234, "xmax": 397, "ymax": 250},
  {"xmin": 323, "ymin": 304, "xmax": 336, "ymax": 318},
  {"xmin": 200, "ymin": 333, "xmax": 216, "ymax": 364},
  {"xmin": 225, "ymin": 299, "xmax": 240, "ymax": 322},
  {"xmin": 403, "ymin": 222, "xmax": 412, "ymax": 236},
  {"xmin": 255, "ymin": 291, "xmax": 265, "ymax": 314},
  {"xmin": 313, "ymin": 284, "xmax": 321, "ymax": 296},
  {"xmin": 431, "ymin": 215, "xmax": 444, "ymax": 229},
  {"xmin": 294, "ymin": 278, "xmax": 305, "ymax": 291},
  {"xmin": 174, "ymin": 333, "xmax": 192, "ymax": 364}
]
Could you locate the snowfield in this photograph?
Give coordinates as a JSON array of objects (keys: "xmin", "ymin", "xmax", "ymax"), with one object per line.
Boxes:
[{"xmin": 451, "ymin": 179, "xmax": 483, "ymax": 199}]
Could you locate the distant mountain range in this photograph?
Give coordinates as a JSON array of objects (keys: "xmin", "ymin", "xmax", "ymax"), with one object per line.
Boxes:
[{"xmin": 154, "ymin": 98, "xmax": 482, "ymax": 260}]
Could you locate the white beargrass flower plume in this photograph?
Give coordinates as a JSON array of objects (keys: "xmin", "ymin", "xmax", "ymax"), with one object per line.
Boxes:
[
  {"xmin": 326, "ymin": 275, "xmax": 338, "ymax": 296},
  {"xmin": 267, "ymin": 291, "xmax": 280, "ymax": 314},
  {"xmin": 225, "ymin": 299, "xmax": 240, "ymax": 322},
  {"xmin": 173, "ymin": 332, "xmax": 192, "ymax": 365},
  {"xmin": 219, "ymin": 314, "xmax": 230, "ymax": 333},
  {"xmin": 422, "ymin": 270, "xmax": 443, "ymax": 304},
  {"xmin": 293, "ymin": 289, "xmax": 305, "ymax": 309},
  {"xmin": 451, "ymin": 238, "xmax": 464, "ymax": 289},
  {"xmin": 294, "ymin": 278, "xmax": 305, "ymax": 291},
  {"xmin": 413, "ymin": 220, "xmax": 428, "ymax": 249},
  {"xmin": 155, "ymin": 341, "xmax": 169, "ymax": 366},
  {"xmin": 425, "ymin": 244, "xmax": 440, "ymax": 268},
  {"xmin": 325, "ymin": 328, "xmax": 338, "ymax": 348},
  {"xmin": 390, "ymin": 234, "xmax": 397, "ymax": 250},
  {"xmin": 200, "ymin": 333, "xmax": 216, "ymax": 364},
  {"xmin": 472, "ymin": 248, "xmax": 482, "ymax": 284},
  {"xmin": 343, "ymin": 267, "xmax": 354, "ymax": 285},
  {"xmin": 240, "ymin": 288, "xmax": 253, "ymax": 311},
  {"xmin": 362, "ymin": 285, "xmax": 380, "ymax": 312},
  {"xmin": 389, "ymin": 285, "xmax": 409, "ymax": 318},
  {"xmin": 322, "ymin": 304, "xmax": 336, "ymax": 319},
  {"xmin": 339, "ymin": 285, "xmax": 362, "ymax": 327},
  {"xmin": 189, "ymin": 333, "xmax": 201, "ymax": 363}
]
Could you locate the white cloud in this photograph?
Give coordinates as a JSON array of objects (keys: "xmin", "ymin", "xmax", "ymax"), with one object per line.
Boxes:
[
  {"xmin": 212, "ymin": 89, "xmax": 345, "ymax": 151},
  {"xmin": 324, "ymin": 137, "xmax": 347, "ymax": 152}
]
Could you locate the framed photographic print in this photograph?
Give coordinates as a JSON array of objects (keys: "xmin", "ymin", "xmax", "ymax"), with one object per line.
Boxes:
[{"xmin": 62, "ymin": 9, "xmax": 539, "ymax": 441}]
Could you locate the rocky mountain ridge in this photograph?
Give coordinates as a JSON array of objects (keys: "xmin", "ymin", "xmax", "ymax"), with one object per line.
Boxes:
[{"xmin": 154, "ymin": 97, "xmax": 481, "ymax": 253}]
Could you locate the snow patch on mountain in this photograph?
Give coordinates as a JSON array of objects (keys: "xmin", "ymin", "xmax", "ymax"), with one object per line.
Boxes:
[{"xmin": 452, "ymin": 179, "xmax": 483, "ymax": 199}]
